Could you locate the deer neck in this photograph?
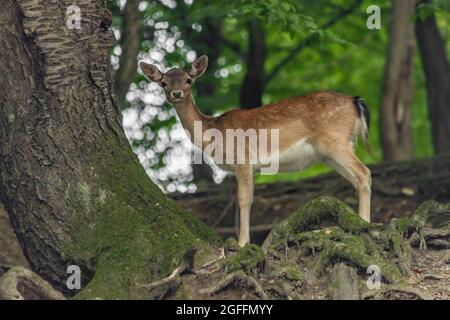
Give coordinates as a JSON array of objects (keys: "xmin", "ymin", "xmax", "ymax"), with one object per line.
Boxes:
[{"xmin": 173, "ymin": 96, "xmax": 212, "ymax": 147}]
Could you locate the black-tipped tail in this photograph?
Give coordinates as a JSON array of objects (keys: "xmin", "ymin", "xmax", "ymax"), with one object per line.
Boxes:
[
  {"xmin": 353, "ymin": 96, "xmax": 372, "ymax": 154},
  {"xmin": 353, "ymin": 96, "xmax": 371, "ymax": 130}
]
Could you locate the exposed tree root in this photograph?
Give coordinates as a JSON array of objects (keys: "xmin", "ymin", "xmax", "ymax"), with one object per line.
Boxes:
[
  {"xmin": 362, "ymin": 284, "xmax": 434, "ymax": 300},
  {"xmin": 329, "ymin": 263, "xmax": 360, "ymax": 300},
  {"xmin": 139, "ymin": 247, "xmax": 196, "ymax": 299},
  {"xmin": 409, "ymin": 227, "xmax": 450, "ymax": 249},
  {"xmin": 385, "ymin": 218, "xmax": 413, "ymax": 274},
  {"xmin": 198, "ymin": 247, "xmax": 225, "ymax": 269},
  {"xmin": 384, "ymin": 200, "xmax": 450, "ymax": 275},
  {"xmin": 199, "ymin": 271, "xmax": 267, "ymax": 299},
  {"xmin": 0, "ymin": 266, "xmax": 65, "ymax": 300},
  {"xmin": 173, "ymin": 197, "xmax": 450, "ymax": 300},
  {"xmin": 263, "ymin": 197, "xmax": 403, "ymax": 284},
  {"xmin": 140, "ymin": 266, "xmax": 184, "ymax": 291}
]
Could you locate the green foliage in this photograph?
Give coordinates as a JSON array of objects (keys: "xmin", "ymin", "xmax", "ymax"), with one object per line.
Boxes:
[
  {"xmin": 111, "ymin": 0, "xmax": 450, "ymax": 188},
  {"xmin": 415, "ymin": 0, "xmax": 446, "ymax": 21}
]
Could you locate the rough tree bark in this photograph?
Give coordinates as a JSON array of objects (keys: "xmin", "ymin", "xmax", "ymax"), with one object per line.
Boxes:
[
  {"xmin": 415, "ymin": 1, "xmax": 450, "ymax": 155},
  {"xmin": 380, "ymin": 0, "xmax": 416, "ymax": 161},
  {"xmin": 0, "ymin": 0, "xmax": 217, "ymax": 298}
]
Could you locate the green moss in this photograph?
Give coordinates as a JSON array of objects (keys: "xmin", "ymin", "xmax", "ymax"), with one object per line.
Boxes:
[
  {"xmin": 316, "ymin": 233, "xmax": 402, "ymax": 283},
  {"xmin": 263, "ymin": 197, "xmax": 403, "ymax": 284},
  {"xmin": 298, "ymin": 197, "xmax": 370, "ymax": 232},
  {"xmin": 264, "ymin": 197, "xmax": 372, "ymax": 253},
  {"xmin": 193, "ymin": 245, "xmax": 219, "ymax": 268},
  {"xmin": 226, "ymin": 244, "xmax": 265, "ymax": 275},
  {"xmin": 274, "ymin": 263, "xmax": 303, "ymax": 282},
  {"xmin": 171, "ymin": 284, "xmax": 190, "ymax": 299},
  {"xmin": 62, "ymin": 137, "xmax": 220, "ymax": 299},
  {"xmin": 224, "ymin": 237, "xmax": 240, "ymax": 253},
  {"xmin": 283, "ymin": 196, "xmax": 370, "ymax": 235}
]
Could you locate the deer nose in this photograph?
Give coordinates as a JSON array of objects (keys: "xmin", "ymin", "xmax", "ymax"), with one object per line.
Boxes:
[{"xmin": 171, "ymin": 90, "xmax": 184, "ymax": 99}]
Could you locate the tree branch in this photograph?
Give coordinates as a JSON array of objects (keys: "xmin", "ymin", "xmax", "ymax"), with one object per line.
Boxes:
[{"xmin": 265, "ymin": 0, "xmax": 363, "ymax": 85}]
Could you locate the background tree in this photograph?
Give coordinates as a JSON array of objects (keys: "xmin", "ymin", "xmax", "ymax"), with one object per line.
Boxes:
[
  {"xmin": 114, "ymin": 0, "xmax": 142, "ymax": 110},
  {"xmin": 108, "ymin": 0, "xmax": 449, "ymax": 190},
  {"xmin": 379, "ymin": 0, "xmax": 416, "ymax": 161},
  {"xmin": 416, "ymin": 0, "xmax": 450, "ymax": 155}
]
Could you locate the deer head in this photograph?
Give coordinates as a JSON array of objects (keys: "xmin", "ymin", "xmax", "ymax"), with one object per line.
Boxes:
[{"xmin": 139, "ymin": 55, "xmax": 209, "ymax": 104}]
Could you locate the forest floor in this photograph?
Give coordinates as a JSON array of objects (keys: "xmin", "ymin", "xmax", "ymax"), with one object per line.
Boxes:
[
  {"xmin": 170, "ymin": 247, "xmax": 450, "ymax": 300},
  {"xmin": 169, "ymin": 157, "xmax": 450, "ymax": 300},
  {"xmin": 1, "ymin": 157, "xmax": 449, "ymax": 300}
]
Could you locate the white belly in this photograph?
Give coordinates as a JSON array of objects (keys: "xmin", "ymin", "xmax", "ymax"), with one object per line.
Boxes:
[
  {"xmin": 280, "ymin": 139, "xmax": 319, "ymax": 171},
  {"xmin": 257, "ymin": 138, "xmax": 319, "ymax": 172}
]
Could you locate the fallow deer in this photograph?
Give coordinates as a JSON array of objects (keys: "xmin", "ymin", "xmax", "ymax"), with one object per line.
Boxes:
[{"xmin": 139, "ymin": 55, "xmax": 372, "ymax": 247}]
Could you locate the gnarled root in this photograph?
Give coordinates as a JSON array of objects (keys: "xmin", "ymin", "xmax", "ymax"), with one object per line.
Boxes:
[
  {"xmin": 0, "ymin": 266, "xmax": 65, "ymax": 300},
  {"xmin": 384, "ymin": 200, "xmax": 450, "ymax": 275},
  {"xmin": 139, "ymin": 247, "xmax": 196, "ymax": 299},
  {"xmin": 199, "ymin": 271, "xmax": 267, "ymax": 299},
  {"xmin": 362, "ymin": 284, "xmax": 434, "ymax": 300},
  {"xmin": 329, "ymin": 263, "xmax": 360, "ymax": 300},
  {"xmin": 409, "ymin": 227, "xmax": 450, "ymax": 249}
]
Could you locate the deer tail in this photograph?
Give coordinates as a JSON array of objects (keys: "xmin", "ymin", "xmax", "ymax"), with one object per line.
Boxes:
[{"xmin": 353, "ymin": 96, "xmax": 373, "ymax": 155}]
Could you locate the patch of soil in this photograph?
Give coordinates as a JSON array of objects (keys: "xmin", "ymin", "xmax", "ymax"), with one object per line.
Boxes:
[{"xmin": 408, "ymin": 249, "xmax": 450, "ymax": 299}]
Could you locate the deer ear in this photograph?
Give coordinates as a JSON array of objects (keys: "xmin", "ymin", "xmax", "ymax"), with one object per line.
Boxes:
[
  {"xmin": 139, "ymin": 61, "xmax": 163, "ymax": 82},
  {"xmin": 188, "ymin": 55, "xmax": 208, "ymax": 80}
]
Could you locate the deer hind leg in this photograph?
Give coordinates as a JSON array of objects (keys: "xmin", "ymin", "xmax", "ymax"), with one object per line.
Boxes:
[
  {"xmin": 323, "ymin": 148, "xmax": 372, "ymax": 222},
  {"xmin": 235, "ymin": 165, "xmax": 254, "ymax": 247}
]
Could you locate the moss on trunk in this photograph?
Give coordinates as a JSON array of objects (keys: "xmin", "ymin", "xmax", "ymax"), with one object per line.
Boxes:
[{"xmin": 62, "ymin": 138, "xmax": 220, "ymax": 299}]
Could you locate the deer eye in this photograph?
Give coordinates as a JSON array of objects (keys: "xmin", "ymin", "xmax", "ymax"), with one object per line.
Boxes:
[
  {"xmin": 161, "ymin": 81, "xmax": 168, "ymax": 88},
  {"xmin": 186, "ymin": 78, "xmax": 192, "ymax": 85}
]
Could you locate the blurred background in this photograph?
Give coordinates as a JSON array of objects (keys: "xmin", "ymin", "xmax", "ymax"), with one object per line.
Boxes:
[
  {"xmin": 106, "ymin": 0, "xmax": 450, "ymax": 240},
  {"xmin": 109, "ymin": 0, "xmax": 450, "ymax": 192}
]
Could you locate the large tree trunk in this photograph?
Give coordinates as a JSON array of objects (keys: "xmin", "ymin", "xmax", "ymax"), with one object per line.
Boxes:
[
  {"xmin": 415, "ymin": 1, "xmax": 450, "ymax": 155},
  {"xmin": 380, "ymin": 0, "xmax": 416, "ymax": 161},
  {"xmin": 0, "ymin": 0, "xmax": 217, "ymax": 298}
]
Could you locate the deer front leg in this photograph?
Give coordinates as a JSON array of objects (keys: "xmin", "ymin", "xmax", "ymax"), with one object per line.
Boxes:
[{"xmin": 235, "ymin": 165, "xmax": 254, "ymax": 247}]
